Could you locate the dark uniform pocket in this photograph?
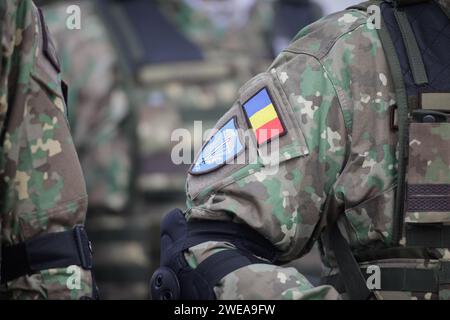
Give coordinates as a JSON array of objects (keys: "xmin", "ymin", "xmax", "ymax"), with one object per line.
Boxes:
[{"xmin": 405, "ymin": 122, "xmax": 450, "ymax": 224}]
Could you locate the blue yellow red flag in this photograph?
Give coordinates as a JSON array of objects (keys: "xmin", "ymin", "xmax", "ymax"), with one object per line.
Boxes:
[{"xmin": 242, "ymin": 88, "xmax": 285, "ymax": 145}]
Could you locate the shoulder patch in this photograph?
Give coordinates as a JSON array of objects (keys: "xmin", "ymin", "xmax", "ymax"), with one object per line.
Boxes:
[
  {"xmin": 242, "ymin": 87, "xmax": 286, "ymax": 145},
  {"xmin": 190, "ymin": 117, "xmax": 244, "ymax": 175}
]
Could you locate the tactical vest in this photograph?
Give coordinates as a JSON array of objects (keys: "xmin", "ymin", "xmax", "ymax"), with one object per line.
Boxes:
[{"xmin": 326, "ymin": 0, "xmax": 450, "ymax": 300}]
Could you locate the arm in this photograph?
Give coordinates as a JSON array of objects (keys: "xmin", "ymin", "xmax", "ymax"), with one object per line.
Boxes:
[
  {"xmin": 184, "ymin": 50, "xmax": 348, "ymax": 300},
  {"xmin": 152, "ymin": 9, "xmax": 385, "ymax": 300},
  {"xmin": 43, "ymin": 1, "xmax": 132, "ymax": 211},
  {"xmin": 0, "ymin": 0, "xmax": 94, "ymax": 299}
]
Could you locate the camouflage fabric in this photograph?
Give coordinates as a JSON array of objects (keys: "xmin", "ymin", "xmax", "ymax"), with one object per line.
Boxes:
[
  {"xmin": 0, "ymin": 0, "xmax": 93, "ymax": 299},
  {"xmin": 137, "ymin": 0, "xmax": 276, "ymax": 193},
  {"xmin": 43, "ymin": 1, "xmax": 131, "ymax": 212},
  {"xmin": 42, "ymin": 0, "xmax": 312, "ymax": 299},
  {"xmin": 42, "ymin": 0, "xmax": 142, "ymax": 299},
  {"xmin": 184, "ymin": 2, "xmax": 450, "ymax": 300}
]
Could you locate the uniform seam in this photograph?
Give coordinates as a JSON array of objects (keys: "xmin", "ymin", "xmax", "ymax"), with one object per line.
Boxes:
[
  {"xmin": 281, "ymin": 52, "xmax": 351, "ymax": 180},
  {"xmin": 272, "ymin": 53, "xmax": 350, "ymax": 259},
  {"xmin": 282, "ymin": 14, "xmax": 368, "ymax": 60},
  {"xmin": 24, "ymin": 194, "xmax": 88, "ymax": 217}
]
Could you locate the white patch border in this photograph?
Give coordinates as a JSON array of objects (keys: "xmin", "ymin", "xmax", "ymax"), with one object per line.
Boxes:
[{"xmin": 189, "ymin": 116, "xmax": 245, "ymax": 176}]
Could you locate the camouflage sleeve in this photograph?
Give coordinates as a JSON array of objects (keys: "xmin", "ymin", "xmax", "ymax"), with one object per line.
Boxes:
[
  {"xmin": 43, "ymin": 1, "xmax": 132, "ymax": 211},
  {"xmin": 184, "ymin": 10, "xmax": 374, "ymax": 299},
  {"xmin": 0, "ymin": 0, "xmax": 93, "ymax": 299}
]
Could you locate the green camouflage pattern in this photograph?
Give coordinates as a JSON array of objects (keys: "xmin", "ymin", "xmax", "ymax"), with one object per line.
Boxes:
[
  {"xmin": 405, "ymin": 122, "xmax": 450, "ymax": 224},
  {"xmin": 137, "ymin": 0, "xmax": 275, "ymax": 193},
  {"xmin": 437, "ymin": 0, "xmax": 450, "ymax": 13},
  {"xmin": 0, "ymin": 0, "xmax": 92, "ymax": 299},
  {"xmin": 43, "ymin": 1, "xmax": 131, "ymax": 212},
  {"xmin": 42, "ymin": 0, "xmax": 281, "ymax": 299},
  {"xmin": 185, "ymin": 3, "xmax": 450, "ymax": 300}
]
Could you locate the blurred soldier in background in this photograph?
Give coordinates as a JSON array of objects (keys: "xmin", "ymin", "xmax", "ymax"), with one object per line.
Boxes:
[
  {"xmin": 0, "ymin": 0, "xmax": 96, "ymax": 299},
  {"xmin": 313, "ymin": 0, "xmax": 362, "ymax": 15},
  {"xmin": 39, "ymin": 0, "xmax": 323, "ymax": 299}
]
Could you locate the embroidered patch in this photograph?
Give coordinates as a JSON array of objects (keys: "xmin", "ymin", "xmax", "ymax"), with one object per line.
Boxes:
[
  {"xmin": 190, "ymin": 117, "xmax": 244, "ymax": 175},
  {"xmin": 242, "ymin": 88, "xmax": 286, "ymax": 145}
]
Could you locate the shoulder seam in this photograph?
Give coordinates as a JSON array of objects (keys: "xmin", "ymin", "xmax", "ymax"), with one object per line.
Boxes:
[
  {"xmin": 273, "ymin": 52, "xmax": 351, "ymax": 159},
  {"xmin": 283, "ymin": 12, "xmax": 369, "ymax": 61}
]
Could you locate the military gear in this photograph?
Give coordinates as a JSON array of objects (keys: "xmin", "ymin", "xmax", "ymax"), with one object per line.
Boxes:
[
  {"xmin": 0, "ymin": 0, "xmax": 95, "ymax": 299},
  {"xmin": 1, "ymin": 225, "xmax": 93, "ymax": 284},
  {"xmin": 325, "ymin": 0, "xmax": 450, "ymax": 300},
  {"xmin": 154, "ymin": 0, "xmax": 450, "ymax": 300},
  {"xmin": 43, "ymin": 0, "xmax": 320, "ymax": 299},
  {"xmin": 151, "ymin": 209, "xmax": 279, "ymax": 300}
]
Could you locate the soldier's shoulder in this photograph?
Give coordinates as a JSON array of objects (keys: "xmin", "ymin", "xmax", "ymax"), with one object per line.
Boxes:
[{"xmin": 285, "ymin": 9, "xmax": 371, "ymax": 60}]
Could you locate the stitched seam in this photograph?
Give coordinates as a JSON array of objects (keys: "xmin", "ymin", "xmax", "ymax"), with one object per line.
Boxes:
[{"xmin": 283, "ymin": 18, "xmax": 368, "ymax": 61}]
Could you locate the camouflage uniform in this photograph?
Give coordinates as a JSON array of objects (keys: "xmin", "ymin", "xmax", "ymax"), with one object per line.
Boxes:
[
  {"xmin": 42, "ymin": 0, "xmax": 320, "ymax": 299},
  {"xmin": 181, "ymin": 0, "xmax": 450, "ymax": 300},
  {"xmin": 0, "ymin": 0, "xmax": 93, "ymax": 299}
]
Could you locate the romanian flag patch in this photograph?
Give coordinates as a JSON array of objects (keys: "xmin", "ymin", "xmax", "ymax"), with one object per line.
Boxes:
[{"xmin": 242, "ymin": 88, "xmax": 286, "ymax": 145}]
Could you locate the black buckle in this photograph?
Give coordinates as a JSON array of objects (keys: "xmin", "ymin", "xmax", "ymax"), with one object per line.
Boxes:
[
  {"xmin": 150, "ymin": 267, "xmax": 181, "ymax": 300},
  {"xmin": 73, "ymin": 225, "xmax": 93, "ymax": 270},
  {"xmin": 412, "ymin": 110, "xmax": 449, "ymax": 123},
  {"xmin": 390, "ymin": 104, "xmax": 399, "ymax": 130}
]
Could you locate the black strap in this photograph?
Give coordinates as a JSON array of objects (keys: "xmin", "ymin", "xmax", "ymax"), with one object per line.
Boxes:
[
  {"xmin": 328, "ymin": 224, "xmax": 373, "ymax": 300},
  {"xmin": 186, "ymin": 219, "xmax": 280, "ymax": 263},
  {"xmin": 196, "ymin": 249, "xmax": 268, "ymax": 290},
  {"xmin": 389, "ymin": 0, "xmax": 431, "ymax": 7},
  {"xmin": 325, "ymin": 262, "xmax": 450, "ymax": 293},
  {"xmin": 1, "ymin": 225, "xmax": 93, "ymax": 283},
  {"xmin": 182, "ymin": 220, "xmax": 280, "ymax": 290},
  {"xmin": 393, "ymin": 7, "xmax": 429, "ymax": 85},
  {"xmin": 377, "ymin": 7, "xmax": 410, "ymax": 245},
  {"xmin": 406, "ymin": 224, "xmax": 450, "ymax": 248}
]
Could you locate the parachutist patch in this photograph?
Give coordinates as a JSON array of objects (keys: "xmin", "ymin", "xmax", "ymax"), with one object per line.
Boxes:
[
  {"xmin": 190, "ymin": 117, "xmax": 244, "ymax": 175},
  {"xmin": 242, "ymin": 87, "xmax": 286, "ymax": 145}
]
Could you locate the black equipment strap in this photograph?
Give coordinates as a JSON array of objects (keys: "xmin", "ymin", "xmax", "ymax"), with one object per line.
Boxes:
[
  {"xmin": 328, "ymin": 224, "xmax": 373, "ymax": 300},
  {"xmin": 406, "ymin": 224, "xmax": 450, "ymax": 248},
  {"xmin": 196, "ymin": 249, "xmax": 269, "ymax": 290},
  {"xmin": 182, "ymin": 220, "xmax": 280, "ymax": 290},
  {"xmin": 393, "ymin": 6, "xmax": 429, "ymax": 85},
  {"xmin": 390, "ymin": 0, "xmax": 431, "ymax": 6},
  {"xmin": 186, "ymin": 219, "xmax": 280, "ymax": 263},
  {"xmin": 158, "ymin": 208, "xmax": 281, "ymax": 298},
  {"xmin": 377, "ymin": 2, "xmax": 410, "ymax": 244},
  {"xmin": 1, "ymin": 225, "xmax": 93, "ymax": 284},
  {"xmin": 325, "ymin": 262, "xmax": 450, "ymax": 293}
]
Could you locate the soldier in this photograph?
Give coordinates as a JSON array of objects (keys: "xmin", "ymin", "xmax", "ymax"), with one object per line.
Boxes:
[
  {"xmin": 151, "ymin": 0, "xmax": 450, "ymax": 300},
  {"xmin": 0, "ymin": 0, "xmax": 96, "ymax": 299},
  {"xmin": 41, "ymin": 0, "xmax": 323, "ymax": 299}
]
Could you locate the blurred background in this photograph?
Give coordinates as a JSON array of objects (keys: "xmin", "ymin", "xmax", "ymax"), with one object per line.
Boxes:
[{"xmin": 35, "ymin": 0, "xmax": 361, "ymax": 300}]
